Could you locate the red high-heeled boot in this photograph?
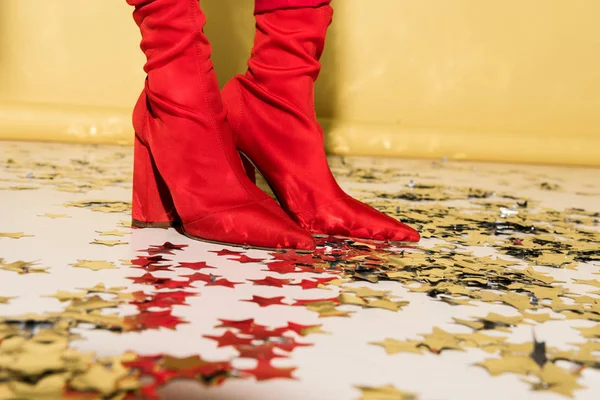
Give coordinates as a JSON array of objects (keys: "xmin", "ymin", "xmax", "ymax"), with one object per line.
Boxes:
[
  {"xmin": 127, "ymin": 0, "xmax": 315, "ymax": 251},
  {"xmin": 221, "ymin": 5, "xmax": 420, "ymax": 243}
]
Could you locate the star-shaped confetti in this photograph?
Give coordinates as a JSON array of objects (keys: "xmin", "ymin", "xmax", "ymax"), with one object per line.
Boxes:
[
  {"xmin": 90, "ymin": 239, "xmax": 128, "ymax": 247},
  {"xmin": 355, "ymin": 385, "xmax": 417, "ymax": 400},
  {"xmin": 240, "ymin": 360, "xmax": 296, "ymax": 381},
  {"xmin": 38, "ymin": 213, "xmax": 70, "ymax": 219},
  {"xmin": 0, "ymin": 232, "xmax": 33, "ymax": 239},
  {"xmin": 203, "ymin": 331, "xmax": 253, "ymax": 347},
  {"xmin": 71, "ymin": 260, "xmax": 117, "ymax": 271},
  {"xmin": 243, "ymin": 295, "xmax": 288, "ymax": 307},
  {"xmin": 96, "ymin": 229, "xmax": 130, "ymax": 237}
]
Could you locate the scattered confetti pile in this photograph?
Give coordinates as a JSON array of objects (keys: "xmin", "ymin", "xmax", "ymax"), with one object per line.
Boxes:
[{"xmin": 1, "ymin": 141, "xmax": 599, "ymax": 400}]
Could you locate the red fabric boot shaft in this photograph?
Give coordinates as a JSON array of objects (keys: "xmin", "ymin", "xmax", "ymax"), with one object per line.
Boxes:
[
  {"xmin": 128, "ymin": 0, "xmax": 315, "ymax": 250},
  {"xmin": 255, "ymin": 0, "xmax": 331, "ymax": 14},
  {"xmin": 222, "ymin": 5, "xmax": 420, "ymax": 242}
]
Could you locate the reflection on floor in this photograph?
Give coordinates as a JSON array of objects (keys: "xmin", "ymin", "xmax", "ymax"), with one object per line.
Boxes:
[{"xmin": 1, "ymin": 140, "xmax": 599, "ymax": 400}]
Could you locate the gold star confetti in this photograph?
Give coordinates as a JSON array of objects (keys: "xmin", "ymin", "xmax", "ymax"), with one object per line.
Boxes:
[
  {"xmin": 0, "ymin": 259, "xmax": 48, "ymax": 274},
  {"xmin": 370, "ymin": 339, "xmax": 424, "ymax": 355},
  {"xmin": 365, "ymin": 299, "xmax": 408, "ymax": 312},
  {"xmin": 90, "ymin": 239, "xmax": 128, "ymax": 247},
  {"xmin": 77, "ymin": 283, "xmax": 128, "ymax": 294},
  {"xmin": 342, "ymin": 286, "xmax": 391, "ymax": 298},
  {"xmin": 356, "ymin": 385, "xmax": 417, "ymax": 400},
  {"xmin": 477, "ymin": 355, "xmax": 541, "ymax": 376},
  {"xmin": 306, "ymin": 301, "xmax": 353, "ymax": 318},
  {"xmin": 44, "ymin": 291, "xmax": 87, "ymax": 302},
  {"xmin": 64, "ymin": 200, "xmax": 131, "ymax": 213},
  {"xmin": 0, "ymin": 232, "xmax": 33, "ymax": 239},
  {"xmin": 38, "ymin": 213, "xmax": 70, "ymax": 219},
  {"xmin": 96, "ymin": 230, "xmax": 130, "ymax": 237},
  {"xmin": 70, "ymin": 260, "xmax": 117, "ymax": 271},
  {"xmin": 523, "ymin": 363, "xmax": 584, "ymax": 397},
  {"xmin": 576, "ymin": 325, "xmax": 600, "ymax": 339}
]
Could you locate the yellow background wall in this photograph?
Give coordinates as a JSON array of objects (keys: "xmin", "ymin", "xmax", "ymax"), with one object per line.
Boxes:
[{"xmin": 0, "ymin": 0, "xmax": 599, "ymax": 165}]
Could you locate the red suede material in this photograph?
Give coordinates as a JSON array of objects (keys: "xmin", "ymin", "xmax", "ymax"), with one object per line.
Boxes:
[
  {"xmin": 127, "ymin": 0, "xmax": 314, "ymax": 250},
  {"xmin": 221, "ymin": 6, "xmax": 420, "ymax": 242},
  {"xmin": 255, "ymin": 0, "xmax": 331, "ymax": 14}
]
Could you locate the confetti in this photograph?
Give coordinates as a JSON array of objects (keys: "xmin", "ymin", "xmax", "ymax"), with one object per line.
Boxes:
[
  {"xmin": 370, "ymin": 338, "xmax": 424, "ymax": 355},
  {"xmin": 96, "ymin": 229, "xmax": 130, "ymax": 237},
  {"xmin": 240, "ymin": 360, "xmax": 296, "ymax": 381},
  {"xmin": 203, "ymin": 331, "xmax": 253, "ymax": 347},
  {"xmin": 70, "ymin": 260, "xmax": 117, "ymax": 271},
  {"xmin": 38, "ymin": 213, "xmax": 70, "ymax": 219},
  {"xmin": 0, "ymin": 232, "xmax": 33, "ymax": 239},
  {"xmin": 249, "ymin": 276, "xmax": 292, "ymax": 287},
  {"xmin": 176, "ymin": 261, "xmax": 215, "ymax": 271},
  {"xmin": 2, "ymin": 143, "xmax": 600, "ymax": 399},
  {"xmin": 228, "ymin": 255, "xmax": 266, "ymax": 263},
  {"xmin": 90, "ymin": 239, "xmax": 128, "ymax": 247},
  {"xmin": 243, "ymin": 295, "xmax": 288, "ymax": 308},
  {"xmin": 356, "ymin": 385, "xmax": 417, "ymax": 400},
  {"xmin": 64, "ymin": 200, "xmax": 131, "ymax": 213},
  {"xmin": 0, "ymin": 259, "xmax": 48, "ymax": 274}
]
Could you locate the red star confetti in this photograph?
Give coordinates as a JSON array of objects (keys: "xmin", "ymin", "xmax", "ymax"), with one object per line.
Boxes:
[
  {"xmin": 265, "ymin": 261, "xmax": 299, "ymax": 274},
  {"xmin": 235, "ymin": 343, "xmax": 284, "ymax": 360},
  {"xmin": 248, "ymin": 276, "xmax": 292, "ymax": 288},
  {"xmin": 129, "ymin": 273, "xmax": 193, "ymax": 290},
  {"xmin": 125, "ymin": 310, "xmax": 187, "ymax": 331},
  {"xmin": 205, "ymin": 278, "xmax": 243, "ymax": 288},
  {"xmin": 131, "ymin": 255, "xmax": 169, "ymax": 268},
  {"xmin": 155, "ymin": 279, "xmax": 194, "ymax": 290},
  {"xmin": 140, "ymin": 241, "xmax": 189, "ymax": 255},
  {"xmin": 130, "ymin": 291, "xmax": 196, "ymax": 310},
  {"xmin": 183, "ymin": 360, "xmax": 234, "ymax": 384},
  {"xmin": 203, "ymin": 331, "xmax": 253, "ymax": 347},
  {"xmin": 245, "ymin": 326, "xmax": 288, "ymax": 340},
  {"xmin": 240, "ymin": 360, "xmax": 296, "ymax": 381},
  {"xmin": 271, "ymin": 336, "xmax": 312, "ymax": 352},
  {"xmin": 182, "ymin": 272, "xmax": 219, "ymax": 283},
  {"xmin": 215, "ymin": 319, "xmax": 287, "ymax": 339},
  {"xmin": 243, "ymin": 295, "xmax": 288, "ymax": 307},
  {"xmin": 133, "ymin": 263, "xmax": 173, "ymax": 272},
  {"xmin": 176, "ymin": 261, "xmax": 216, "ymax": 271},
  {"xmin": 210, "ymin": 249, "xmax": 243, "ymax": 256},
  {"xmin": 270, "ymin": 251, "xmax": 316, "ymax": 264},
  {"xmin": 128, "ymin": 272, "xmax": 165, "ymax": 285},
  {"xmin": 123, "ymin": 354, "xmax": 163, "ymax": 373},
  {"xmin": 217, "ymin": 318, "xmax": 258, "ymax": 331},
  {"xmin": 148, "ymin": 369, "xmax": 179, "ymax": 386},
  {"xmin": 228, "ymin": 255, "xmax": 266, "ymax": 263}
]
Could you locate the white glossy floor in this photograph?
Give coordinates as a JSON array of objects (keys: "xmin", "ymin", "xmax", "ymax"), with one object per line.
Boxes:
[{"xmin": 1, "ymin": 140, "xmax": 599, "ymax": 400}]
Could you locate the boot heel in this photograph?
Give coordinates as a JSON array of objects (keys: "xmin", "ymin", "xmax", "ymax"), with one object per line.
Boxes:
[
  {"xmin": 240, "ymin": 153, "xmax": 256, "ymax": 184},
  {"xmin": 132, "ymin": 135, "xmax": 179, "ymax": 228}
]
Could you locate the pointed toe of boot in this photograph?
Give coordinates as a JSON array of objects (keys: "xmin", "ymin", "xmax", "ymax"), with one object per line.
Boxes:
[
  {"xmin": 293, "ymin": 196, "xmax": 420, "ymax": 243},
  {"xmin": 183, "ymin": 201, "xmax": 316, "ymax": 251}
]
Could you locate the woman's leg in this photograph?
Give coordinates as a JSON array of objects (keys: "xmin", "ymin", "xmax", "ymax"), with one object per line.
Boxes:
[
  {"xmin": 127, "ymin": 0, "xmax": 314, "ymax": 250},
  {"xmin": 221, "ymin": 3, "xmax": 420, "ymax": 243}
]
